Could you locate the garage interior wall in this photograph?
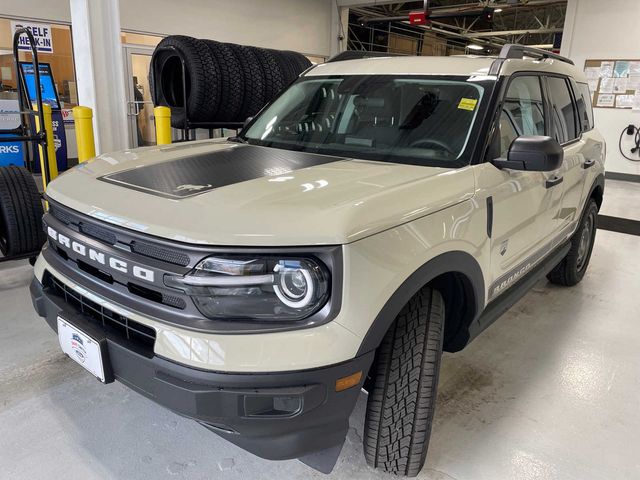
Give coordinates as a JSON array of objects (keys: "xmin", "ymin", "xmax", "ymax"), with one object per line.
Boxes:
[
  {"xmin": 561, "ymin": 0, "xmax": 640, "ymax": 177},
  {"xmin": 119, "ymin": 0, "xmax": 334, "ymax": 57},
  {"xmin": 2, "ymin": 0, "xmax": 334, "ymax": 58}
]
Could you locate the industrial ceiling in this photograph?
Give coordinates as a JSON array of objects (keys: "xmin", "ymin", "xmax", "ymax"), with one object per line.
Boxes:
[{"xmin": 347, "ymin": 0, "xmax": 568, "ymax": 55}]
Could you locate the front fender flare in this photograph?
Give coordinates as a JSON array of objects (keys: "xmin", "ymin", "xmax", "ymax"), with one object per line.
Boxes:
[{"xmin": 356, "ymin": 251, "xmax": 485, "ymax": 356}]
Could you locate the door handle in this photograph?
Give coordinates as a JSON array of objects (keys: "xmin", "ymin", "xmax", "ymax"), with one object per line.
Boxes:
[
  {"xmin": 545, "ymin": 175, "xmax": 564, "ymax": 188},
  {"xmin": 582, "ymin": 158, "xmax": 596, "ymax": 169}
]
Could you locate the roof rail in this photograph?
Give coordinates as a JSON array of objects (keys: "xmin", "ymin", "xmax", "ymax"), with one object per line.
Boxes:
[
  {"xmin": 326, "ymin": 50, "xmax": 402, "ymax": 63},
  {"xmin": 498, "ymin": 44, "xmax": 574, "ymax": 65},
  {"xmin": 489, "ymin": 43, "xmax": 574, "ymax": 75}
]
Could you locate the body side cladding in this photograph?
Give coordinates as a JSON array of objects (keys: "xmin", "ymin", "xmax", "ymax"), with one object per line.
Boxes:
[
  {"xmin": 355, "ymin": 251, "xmax": 485, "ymax": 356},
  {"xmin": 469, "ymin": 241, "xmax": 570, "ymax": 341}
]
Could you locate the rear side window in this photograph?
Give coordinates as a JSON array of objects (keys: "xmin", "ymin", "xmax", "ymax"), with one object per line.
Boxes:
[
  {"xmin": 546, "ymin": 76, "xmax": 579, "ymax": 143},
  {"xmin": 575, "ymin": 82, "xmax": 594, "ymax": 131},
  {"xmin": 498, "ymin": 75, "xmax": 546, "ymax": 157}
]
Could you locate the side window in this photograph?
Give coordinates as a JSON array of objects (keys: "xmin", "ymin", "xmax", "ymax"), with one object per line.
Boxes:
[
  {"xmin": 498, "ymin": 76, "xmax": 545, "ymax": 157},
  {"xmin": 575, "ymin": 82, "xmax": 594, "ymax": 131},
  {"xmin": 546, "ymin": 76, "xmax": 579, "ymax": 143}
]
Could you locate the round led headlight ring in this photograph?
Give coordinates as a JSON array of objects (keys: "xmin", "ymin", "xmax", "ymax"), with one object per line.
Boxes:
[{"xmin": 273, "ymin": 265, "xmax": 315, "ymax": 308}]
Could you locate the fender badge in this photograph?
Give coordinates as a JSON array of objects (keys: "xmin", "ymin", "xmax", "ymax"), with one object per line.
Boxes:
[{"xmin": 500, "ymin": 240, "xmax": 508, "ymax": 256}]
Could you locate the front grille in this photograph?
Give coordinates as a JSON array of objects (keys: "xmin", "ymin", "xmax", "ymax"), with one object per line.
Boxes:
[
  {"xmin": 49, "ymin": 204, "xmax": 75, "ymax": 225},
  {"xmin": 79, "ymin": 222, "xmax": 117, "ymax": 245},
  {"xmin": 131, "ymin": 241, "xmax": 190, "ymax": 267},
  {"xmin": 44, "ymin": 272, "xmax": 156, "ymax": 356},
  {"xmin": 49, "ymin": 203, "xmax": 191, "ymax": 267}
]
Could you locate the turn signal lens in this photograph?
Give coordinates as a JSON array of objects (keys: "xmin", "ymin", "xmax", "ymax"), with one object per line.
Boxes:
[{"xmin": 335, "ymin": 371, "xmax": 362, "ymax": 392}]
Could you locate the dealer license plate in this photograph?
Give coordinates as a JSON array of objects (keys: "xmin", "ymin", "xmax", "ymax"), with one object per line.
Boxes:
[{"xmin": 57, "ymin": 316, "xmax": 106, "ymax": 382}]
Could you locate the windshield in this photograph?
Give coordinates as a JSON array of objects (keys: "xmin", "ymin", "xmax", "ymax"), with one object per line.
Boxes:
[{"xmin": 241, "ymin": 75, "xmax": 489, "ymax": 167}]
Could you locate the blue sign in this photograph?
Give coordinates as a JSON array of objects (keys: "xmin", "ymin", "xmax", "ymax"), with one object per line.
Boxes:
[
  {"xmin": 0, "ymin": 136, "xmax": 24, "ymax": 167},
  {"xmin": 0, "ymin": 98, "xmax": 25, "ymax": 167}
]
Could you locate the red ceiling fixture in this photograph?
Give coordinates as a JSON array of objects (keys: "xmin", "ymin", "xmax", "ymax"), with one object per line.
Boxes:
[
  {"xmin": 409, "ymin": 0, "xmax": 430, "ymax": 26},
  {"xmin": 409, "ymin": 10, "xmax": 429, "ymax": 25}
]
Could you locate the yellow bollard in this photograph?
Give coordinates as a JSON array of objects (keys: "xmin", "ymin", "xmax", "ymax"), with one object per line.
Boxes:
[
  {"xmin": 154, "ymin": 106, "xmax": 172, "ymax": 145},
  {"xmin": 33, "ymin": 102, "xmax": 59, "ymax": 190},
  {"xmin": 72, "ymin": 106, "xmax": 96, "ymax": 162}
]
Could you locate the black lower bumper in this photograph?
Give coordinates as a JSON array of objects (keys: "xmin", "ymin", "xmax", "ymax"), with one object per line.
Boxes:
[{"xmin": 30, "ymin": 276, "xmax": 374, "ymax": 460}]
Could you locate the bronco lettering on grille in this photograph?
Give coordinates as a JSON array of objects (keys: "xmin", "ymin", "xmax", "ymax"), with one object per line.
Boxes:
[{"xmin": 47, "ymin": 226, "xmax": 155, "ymax": 283}]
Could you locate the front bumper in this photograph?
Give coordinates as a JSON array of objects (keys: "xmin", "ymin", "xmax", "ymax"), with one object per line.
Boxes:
[{"xmin": 30, "ymin": 277, "xmax": 374, "ymax": 460}]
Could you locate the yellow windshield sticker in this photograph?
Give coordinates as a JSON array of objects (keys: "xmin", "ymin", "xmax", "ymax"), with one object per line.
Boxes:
[{"xmin": 458, "ymin": 98, "xmax": 478, "ymax": 111}]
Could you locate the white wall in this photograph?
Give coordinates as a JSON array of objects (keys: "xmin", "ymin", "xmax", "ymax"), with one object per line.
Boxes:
[
  {"xmin": 561, "ymin": 0, "xmax": 640, "ymax": 176},
  {"xmin": 2, "ymin": 0, "xmax": 334, "ymax": 57},
  {"xmin": 119, "ymin": 0, "xmax": 333, "ymax": 57},
  {"xmin": 0, "ymin": 0, "xmax": 71, "ymax": 22}
]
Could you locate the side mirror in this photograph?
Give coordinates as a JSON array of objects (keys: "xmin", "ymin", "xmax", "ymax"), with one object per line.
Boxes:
[{"xmin": 492, "ymin": 135, "xmax": 563, "ymax": 172}]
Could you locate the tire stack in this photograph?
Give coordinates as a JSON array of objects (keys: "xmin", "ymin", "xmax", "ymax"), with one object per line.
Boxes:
[
  {"xmin": 150, "ymin": 35, "xmax": 312, "ymax": 128},
  {"xmin": 0, "ymin": 166, "xmax": 46, "ymax": 258}
]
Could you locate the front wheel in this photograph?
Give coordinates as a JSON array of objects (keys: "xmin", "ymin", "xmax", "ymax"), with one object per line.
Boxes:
[
  {"xmin": 363, "ymin": 287, "xmax": 444, "ymax": 477},
  {"xmin": 547, "ymin": 199, "xmax": 598, "ymax": 286}
]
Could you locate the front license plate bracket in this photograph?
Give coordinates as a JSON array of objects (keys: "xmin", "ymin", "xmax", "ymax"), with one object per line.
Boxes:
[{"xmin": 57, "ymin": 314, "xmax": 114, "ymax": 383}]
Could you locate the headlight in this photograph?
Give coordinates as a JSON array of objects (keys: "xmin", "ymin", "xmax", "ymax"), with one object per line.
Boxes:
[{"xmin": 164, "ymin": 256, "xmax": 330, "ymax": 321}]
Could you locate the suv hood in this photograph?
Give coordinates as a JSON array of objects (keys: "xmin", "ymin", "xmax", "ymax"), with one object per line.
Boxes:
[{"xmin": 46, "ymin": 140, "xmax": 475, "ymax": 246}]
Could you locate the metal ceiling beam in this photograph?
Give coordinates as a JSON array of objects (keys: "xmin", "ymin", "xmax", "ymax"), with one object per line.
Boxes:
[
  {"xmin": 356, "ymin": 0, "xmax": 567, "ymax": 23},
  {"xmin": 465, "ymin": 27, "xmax": 563, "ymax": 37}
]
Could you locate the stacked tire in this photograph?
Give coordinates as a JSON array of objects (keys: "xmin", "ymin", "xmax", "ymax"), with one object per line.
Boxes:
[
  {"xmin": 0, "ymin": 166, "xmax": 46, "ymax": 257},
  {"xmin": 150, "ymin": 36, "xmax": 312, "ymax": 128}
]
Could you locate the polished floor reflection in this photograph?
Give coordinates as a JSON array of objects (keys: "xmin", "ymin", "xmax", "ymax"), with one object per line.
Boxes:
[{"xmin": 1, "ymin": 228, "xmax": 639, "ymax": 479}]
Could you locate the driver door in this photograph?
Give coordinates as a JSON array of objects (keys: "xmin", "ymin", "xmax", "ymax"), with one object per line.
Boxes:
[{"xmin": 479, "ymin": 75, "xmax": 564, "ymax": 301}]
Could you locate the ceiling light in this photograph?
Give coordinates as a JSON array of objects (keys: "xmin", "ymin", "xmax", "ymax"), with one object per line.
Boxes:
[
  {"xmin": 494, "ymin": 8, "xmax": 503, "ymax": 13},
  {"xmin": 467, "ymin": 44, "xmax": 484, "ymax": 51}
]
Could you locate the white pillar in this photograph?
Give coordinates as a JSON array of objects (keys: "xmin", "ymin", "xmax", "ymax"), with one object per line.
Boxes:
[
  {"xmin": 330, "ymin": 4, "xmax": 349, "ymax": 56},
  {"xmin": 70, "ymin": 0, "xmax": 128, "ymax": 154}
]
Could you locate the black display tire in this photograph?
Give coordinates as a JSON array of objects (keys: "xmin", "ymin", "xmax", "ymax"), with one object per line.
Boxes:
[
  {"xmin": 363, "ymin": 287, "xmax": 444, "ymax": 477},
  {"xmin": 151, "ymin": 35, "xmax": 220, "ymax": 128},
  {"xmin": 547, "ymin": 199, "xmax": 598, "ymax": 286},
  {"xmin": 0, "ymin": 166, "xmax": 45, "ymax": 256},
  {"xmin": 284, "ymin": 50, "xmax": 312, "ymax": 76},
  {"xmin": 268, "ymin": 49, "xmax": 298, "ymax": 87},
  {"xmin": 225, "ymin": 43, "xmax": 266, "ymax": 120},
  {"xmin": 203, "ymin": 40, "xmax": 244, "ymax": 122},
  {"xmin": 249, "ymin": 47, "xmax": 286, "ymax": 104}
]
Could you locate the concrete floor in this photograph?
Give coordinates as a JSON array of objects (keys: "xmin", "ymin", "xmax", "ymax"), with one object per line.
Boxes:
[
  {"xmin": 600, "ymin": 179, "xmax": 640, "ymax": 220},
  {"xmin": 2, "ymin": 230, "xmax": 640, "ymax": 479}
]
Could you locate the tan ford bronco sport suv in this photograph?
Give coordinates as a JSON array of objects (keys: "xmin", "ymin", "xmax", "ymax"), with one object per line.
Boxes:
[{"xmin": 30, "ymin": 45, "xmax": 605, "ymax": 476}]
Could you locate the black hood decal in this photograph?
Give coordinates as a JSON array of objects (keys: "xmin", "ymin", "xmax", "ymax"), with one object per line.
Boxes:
[{"xmin": 99, "ymin": 144, "xmax": 344, "ymax": 198}]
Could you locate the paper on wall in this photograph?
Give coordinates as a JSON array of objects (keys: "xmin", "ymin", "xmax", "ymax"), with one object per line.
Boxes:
[
  {"xmin": 0, "ymin": 67, "xmax": 11, "ymax": 81},
  {"xmin": 616, "ymin": 95, "xmax": 634, "ymax": 108},
  {"xmin": 599, "ymin": 77, "xmax": 615, "ymax": 94},
  {"xmin": 584, "ymin": 67, "xmax": 600, "ymax": 79},
  {"xmin": 630, "ymin": 61, "xmax": 640, "ymax": 76},
  {"xmin": 614, "ymin": 60, "xmax": 630, "ymax": 78},
  {"xmin": 596, "ymin": 94, "xmax": 615, "ymax": 107},
  {"xmin": 587, "ymin": 78, "xmax": 600, "ymax": 92},
  {"xmin": 628, "ymin": 75, "xmax": 640, "ymax": 91},
  {"xmin": 600, "ymin": 61, "xmax": 614, "ymax": 78},
  {"xmin": 614, "ymin": 77, "xmax": 629, "ymax": 93}
]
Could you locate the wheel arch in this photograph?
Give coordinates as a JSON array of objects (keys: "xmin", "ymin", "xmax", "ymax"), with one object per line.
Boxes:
[
  {"xmin": 356, "ymin": 251, "xmax": 485, "ymax": 356},
  {"xmin": 588, "ymin": 173, "xmax": 605, "ymax": 210}
]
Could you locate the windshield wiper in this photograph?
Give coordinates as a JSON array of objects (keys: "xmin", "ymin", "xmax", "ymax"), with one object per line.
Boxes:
[{"xmin": 227, "ymin": 135, "xmax": 247, "ymax": 144}]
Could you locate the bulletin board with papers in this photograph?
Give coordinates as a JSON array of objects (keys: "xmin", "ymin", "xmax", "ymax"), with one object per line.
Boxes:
[{"xmin": 583, "ymin": 59, "xmax": 640, "ymax": 110}]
